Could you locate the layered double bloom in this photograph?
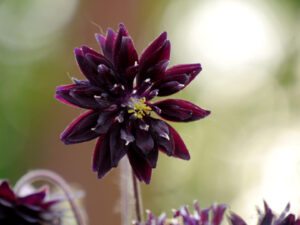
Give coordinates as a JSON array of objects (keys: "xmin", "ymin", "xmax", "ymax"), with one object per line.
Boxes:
[{"xmin": 56, "ymin": 24, "xmax": 210, "ymax": 184}]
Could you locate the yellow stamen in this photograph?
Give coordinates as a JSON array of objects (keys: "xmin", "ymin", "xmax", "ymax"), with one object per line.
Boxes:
[{"xmin": 127, "ymin": 97, "xmax": 152, "ymax": 119}]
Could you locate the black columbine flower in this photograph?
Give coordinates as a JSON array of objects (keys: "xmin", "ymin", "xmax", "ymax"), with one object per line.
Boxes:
[
  {"xmin": 134, "ymin": 201, "xmax": 227, "ymax": 225},
  {"xmin": 229, "ymin": 201, "xmax": 299, "ymax": 225},
  {"xmin": 0, "ymin": 180, "xmax": 60, "ymax": 225},
  {"xmin": 56, "ymin": 23, "xmax": 210, "ymax": 184}
]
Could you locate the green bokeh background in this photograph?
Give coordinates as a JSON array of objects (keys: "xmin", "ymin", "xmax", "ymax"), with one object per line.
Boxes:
[{"xmin": 0, "ymin": 0, "xmax": 299, "ymax": 224}]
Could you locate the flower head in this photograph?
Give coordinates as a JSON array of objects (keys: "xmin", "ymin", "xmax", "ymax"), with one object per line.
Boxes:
[
  {"xmin": 229, "ymin": 201, "xmax": 299, "ymax": 225},
  {"xmin": 134, "ymin": 201, "xmax": 227, "ymax": 225},
  {"xmin": 0, "ymin": 180, "xmax": 61, "ymax": 225},
  {"xmin": 56, "ymin": 23, "xmax": 210, "ymax": 184}
]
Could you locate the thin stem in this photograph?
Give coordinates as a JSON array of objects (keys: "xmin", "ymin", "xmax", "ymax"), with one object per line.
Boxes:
[
  {"xmin": 120, "ymin": 157, "xmax": 132, "ymax": 225},
  {"xmin": 14, "ymin": 170, "xmax": 85, "ymax": 225},
  {"xmin": 132, "ymin": 170, "xmax": 143, "ymax": 223}
]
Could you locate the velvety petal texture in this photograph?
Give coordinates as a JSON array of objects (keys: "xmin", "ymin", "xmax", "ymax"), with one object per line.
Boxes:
[
  {"xmin": 153, "ymin": 99, "xmax": 210, "ymax": 122},
  {"xmin": 0, "ymin": 180, "xmax": 61, "ymax": 225},
  {"xmin": 56, "ymin": 23, "xmax": 210, "ymax": 184}
]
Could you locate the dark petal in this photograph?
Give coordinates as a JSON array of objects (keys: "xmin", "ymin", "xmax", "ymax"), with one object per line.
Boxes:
[
  {"xmin": 200, "ymin": 208, "xmax": 211, "ymax": 225},
  {"xmin": 139, "ymin": 32, "xmax": 167, "ymax": 66},
  {"xmin": 127, "ymin": 146, "xmax": 152, "ymax": 184},
  {"xmin": 82, "ymin": 45, "xmax": 103, "ymax": 58},
  {"xmin": 56, "ymin": 84, "xmax": 103, "ymax": 109},
  {"xmin": 212, "ymin": 204, "xmax": 227, "ymax": 225},
  {"xmin": 137, "ymin": 32, "xmax": 170, "ymax": 85},
  {"xmin": 120, "ymin": 123, "xmax": 135, "ymax": 145},
  {"xmin": 145, "ymin": 60, "xmax": 169, "ymax": 83},
  {"xmin": 260, "ymin": 202, "xmax": 274, "ymax": 225},
  {"xmin": 97, "ymin": 64, "xmax": 118, "ymax": 89},
  {"xmin": 92, "ymin": 135, "xmax": 113, "ymax": 179},
  {"xmin": 0, "ymin": 181, "xmax": 15, "ymax": 202},
  {"xmin": 113, "ymin": 24, "xmax": 129, "ymax": 64},
  {"xmin": 85, "ymin": 53, "xmax": 113, "ymax": 70},
  {"xmin": 109, "ymin": 123, "xmax": 128, "ymax": 167},
  {"xmin": 153, "ymin": 99, "xmax": 210, "ymax": 122},
  {"xmin": 153, "ymin": 79, "xmax": 186, "ymax": 96},
  {"xmin": 167, "ymin": 124, "xmax": 190, "ymax": 160},
  {"xmin": 228, "ymin": 213, "xmax": 247, "ymax": 225},
  {"xmin": 61, "ymin": 110, "xmax": 100, "ymax": 144},
  {"xmin": 280, "ymin": 215, "xmax": 295, "ymax": 225},
  {"xmin": 149, "ymin": 118, "xmax": 174, "ymax": 156},
  {"xmin": 18, "ymin": 189, "xmax": 46, "ymax": 205},
  {"xmin": 144, "ymin": 147, "xmax": 159, "ymax": 168},
  {"xmin": 75, "ymin": 48, "xmax": 99, "ymax": 85},
  {"xmin": 114, "ymin": 36, "xmax": 138, "ymax": 74},
  {"xmin": 98, "ymin": 28, "xmax": 116, "ymax": 61},
  {"xmin": 125, "ymin": 65, "xmax": 138, "ymax": 86},
  {"xmin": 95, "ymin": 33, "xmax": 106, "ymax": 54},
  {"xmin": 93, "ymin": 110, "xmax": 118, "ymax": 134},
  {"xmin": 275, "ymin": 203, "xmax": 291, "ymax": 225},
  {"xmin": 152, "ymin": 63, "xmax": 202, "ymax": 96},
  {"xmin": 134, "ymin": 120, "xmax": 154, "ymax": 155},
  {"xmin": 294, "ymin": 220, "xmax": 300, "ymax": 225},
  {"xmin": 75, "ymin": 47, "xmax": 112, "ymax": 87}
]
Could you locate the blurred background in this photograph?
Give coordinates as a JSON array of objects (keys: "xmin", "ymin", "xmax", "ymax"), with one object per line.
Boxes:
[{"xmin": 0, "ymin": 0, "xmax": 299, "ymax": 224}]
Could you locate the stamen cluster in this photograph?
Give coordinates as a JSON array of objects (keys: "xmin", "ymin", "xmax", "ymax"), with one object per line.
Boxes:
[{"xmin": 56, "ymin": 24, "xmax": 210, "ymax": 183}]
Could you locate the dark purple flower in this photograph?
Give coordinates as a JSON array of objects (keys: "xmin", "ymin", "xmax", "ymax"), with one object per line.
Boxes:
[
  {"xmin": 0, "ymin": 180, "xmax": 61, "ymax": 225},
  {"xmin": 229, "ymin": 201, "xmax": 300, "ymax": 225},
  {"xmin": 134, "ymin": 201, "xmax": 227, "ymax": 225},
  {"xmin": 56, "ymin": 23, "xmax": 210, "ymax": 184}
]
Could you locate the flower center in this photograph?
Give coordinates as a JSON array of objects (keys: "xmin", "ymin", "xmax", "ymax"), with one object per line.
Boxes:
[{"xmin": 127, "ymin": 97, "xmax": 152, "ymax": 119}]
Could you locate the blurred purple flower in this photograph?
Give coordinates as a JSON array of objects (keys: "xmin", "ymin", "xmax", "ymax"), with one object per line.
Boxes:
[
  {"xmin": 0, "ymin": 180, "xmax": 61, "ymax": 225},
  {"xmin": 229, "ymin": 201, "xmax": 299, "ymax": 225},
  {"xmin": 56, "ymin": 23, "xmax": 210, "ymax": 184},
  {"xmin": 134, "ymin": 201, "xmax": 227, "ymax": 225}
]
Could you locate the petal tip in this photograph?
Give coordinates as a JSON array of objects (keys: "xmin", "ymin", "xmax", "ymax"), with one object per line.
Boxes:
[{"xmin": 74, "ymin": 48, "xmax": 83, "ymax": 56}]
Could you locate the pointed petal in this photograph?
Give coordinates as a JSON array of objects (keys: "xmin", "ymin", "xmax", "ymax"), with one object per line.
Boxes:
[
  {"xmin": 18, "ymin": 189, "xmax": 46, "ymax": 205},
  {"xmin": 167, "ymin": 125, "xmax": 190, "ymax": 160},
  {"xmin": 134, "ymin": 121, "xmax": 154, "ymax": 155},
  {"xmin": 75, "ymin": 47, "xmax": 112, "ymax": 87},
  {"xmin": 0, "ymin": 181, "xmax": 15, "ymax": 202},
  {"xmin": 228, "ymin": 213, "xmax": 247, "ymax": 225},
  {"xmin": 137, "ymin": 32, "xmax": 170, "ymax": 85},
  {"xmin": 145, "ymin": 60, "xmax": 169, "ymax": 82},
  {"xmin": 153, "ymin": 99, "xmax": 210, "ymax": 122},
  {"xmin": 56, "ymin": 84, "xmax": 103, "ymax": 109},
  {"xmin": 149, "ymin": 118, "xmax": 174, "ymax": 156},
  {"xmin": 95, "ymin": 33, "xmax": 106, "ymax": 54},
  {"xmin": 109, "ymin": 123, "xmax": 128, "ymax": 167},
  {"xmin": 212, "ymin": 204, "xmax": 227, "ymax": 225},
  {"xmin": 93, "ymin": 135, "xmax": 113, "ymax": 179},
  {"xmin": 114, "ymin": 36, "xmax": 138, "ymax": 73},
  {"xmin": 127, "ymin": 147, "xmax": 152, "ymax": 184},
  {"xmin": 144, "ymin": 148, "xmax": 159, "ymax": 168},
  {"xmin": 120, "ymin": 122, "xmax": 135, "ymax": 145},
  {"xmin": 280, "ymin": 215, "xmax": 295, "ymax": 225},
  {"xmin": 152, "ymin": 63, "xmax": 202, "ymax": 96},
  {"xmin": 93, "ymin": 110, "xmax": 118, "ymax": 134},
  {"xmin": 102, "ymin": 28, "xmax": 116, "ymax": 61},
  {"xmin": 61, "ymin": 110, "xmax": 100, "ymax": 144},
  {"xmin": 75, "ymin": 48, "xmax": 99, "ymax": 85},
  {"xmin": 140, "ymin": 32, "xmax": 167, "ymax": 65},
  {"xmin": 200, "ymin": 208, "xmax": 211, "ymax": 224},
  {"xmin": 113, "ymin": 24, "xmax": 129, "ymax": 63}
]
